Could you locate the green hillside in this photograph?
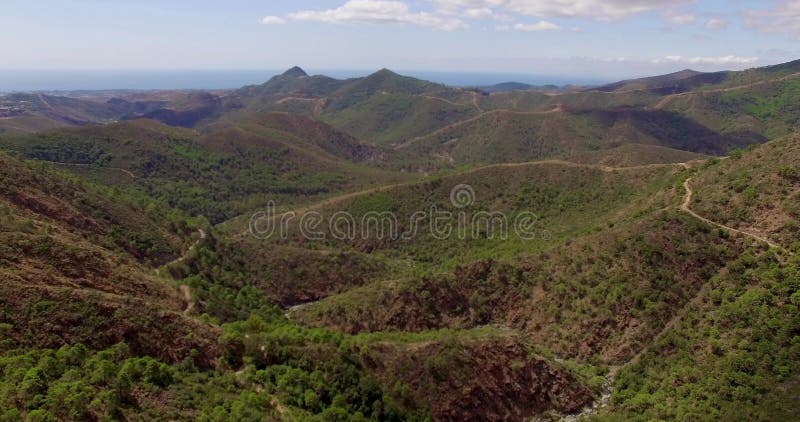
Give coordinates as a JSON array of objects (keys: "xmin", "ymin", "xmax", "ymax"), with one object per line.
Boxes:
[
  {"xmin": 0, "ymin": 118, "xmax": 408, "ymax": 223},
  {"xmin": 284, "ymin": 135, "xmax": 799, "ymax": 420},
  {"xmin": 690, "ymin": 134, "xmax": 800, "ymax": 249},
  {"xmin": 661, "ymin": 75, "xmax": 800, "ymax": 140},
  {"xmin": 0, "ymin": 151, "xmax": 219, "ymax": 364},
  {"xmin": 0, "ymin": 152, "xmax": 421, "ymax": 421},
  {"xmin": 1, "ymin": 60, "xmax": 800, "ymax": 421},
  {"xmin": 321, "ymin": 92, "xmax": 477, "ymax": 146},
  {"xmin": 5, "ymin": 60, "xmax": 800, "ymax": 165},
  {"xmin": 399, "ymin": 108, "xmax": 744, "ymax": 166}
]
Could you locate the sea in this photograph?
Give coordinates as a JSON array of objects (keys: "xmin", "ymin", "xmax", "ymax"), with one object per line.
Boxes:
[{"xmin": 0, "ymin": 69, "xmax": 608, "ymax": 92}]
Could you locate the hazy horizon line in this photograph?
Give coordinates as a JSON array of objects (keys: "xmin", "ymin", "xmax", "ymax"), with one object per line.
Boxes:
[{"xmin": 0, "ymin": 68, "xmax": 614, "ymax": 92}]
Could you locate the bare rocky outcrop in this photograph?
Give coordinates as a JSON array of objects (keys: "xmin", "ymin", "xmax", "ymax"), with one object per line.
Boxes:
[{"xmin": 359, "ymin": 335, "xmax": 595, "ymax": 421}]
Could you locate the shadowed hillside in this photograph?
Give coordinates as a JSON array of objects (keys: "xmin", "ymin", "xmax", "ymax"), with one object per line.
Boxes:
[
  {"xmin": 594, "ymin": 69, "xmax": 708, "ymax": 93},
  {"xmin": 399, "ymin": 107, "xmax": 751, "ymax": 166},
  {"xmin": 0, "ymin": 118, "xmax": 407, "ymax": 223},
  {"xmin": 2, "ymin": 60, "xmax": 800, "ymax": 421},
  {"xmin": 5, "ymin": 60, "xmax": 800, "ymax": 164}
]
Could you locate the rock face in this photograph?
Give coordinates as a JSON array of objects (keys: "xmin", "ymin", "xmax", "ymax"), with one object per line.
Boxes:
[{"xmin": 360, "ymin": 335, "xmax": 595, "ymax": 421}]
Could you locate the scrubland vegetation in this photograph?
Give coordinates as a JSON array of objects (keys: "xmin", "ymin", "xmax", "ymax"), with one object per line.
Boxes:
[{"xmin": 1, "ymin": 61, "xmax": 799, "ymax": 420}]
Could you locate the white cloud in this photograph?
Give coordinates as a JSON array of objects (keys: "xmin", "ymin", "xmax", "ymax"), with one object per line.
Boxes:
[
  {"xmin": 261, "ymin": 16, "xmax": 286, "ymax": 25},
  {"xmin": 745, "ymin": 0, "xmax": 800, "ymax": 39},
  {"xmin": 433, "ymin": 0, "xmax": 694, "ymax": 20},
  {"xmin": 265, "ymin": 0, "xmax": 702, "ymax": 32},
  {"xmin": 602, "ymin": 57, "xmax": 629, "ymax": 62},
  {"xmin": 460, "ymin": 7, "xmax": 512, "ymax": 21},
  {"xmin": 651, "ymin": 55, "xmax": 759, "ymax": 65},
  {"xmin": 288, "ymin": 0, "xmax": 468, "ymax": 31},
  {"xmin": 500, "ymin": 21, "xmax": 561, "ymax": 31},
  {"xmin": 664, "ymin": 12, "xmax": 696, "ymax": 25},
  {"xmin": 705, "ymin": 17, "xmax": 727, "ymax": 30},
  {"xmin": 433, "ymin": 0, "xmax": 507, "ymax": 13},
  {"xmin": 463, "ymin": 7, "xmax": 494, "ymax": 18}
]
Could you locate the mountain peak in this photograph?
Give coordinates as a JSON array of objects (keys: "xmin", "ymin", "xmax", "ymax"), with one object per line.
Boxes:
[
  {"xmin": 282, "ymin": 66, "xmax": 308, "ymax": 78},
  {"xmin": 368, "ymin": 68, "xmax": 400, "ymax": 79},
  {"xmin": 362, "ymin": 68, "xmax": 406, "ymax": 84},
  {"xmin": 675, "ymin": 69, "xmax": 700, "ymax": 76}
]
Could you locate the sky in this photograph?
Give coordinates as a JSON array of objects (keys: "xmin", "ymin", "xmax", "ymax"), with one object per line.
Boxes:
[{"xmin": 1, "ymin": 0, "xmax": 799, "ymax": 82}]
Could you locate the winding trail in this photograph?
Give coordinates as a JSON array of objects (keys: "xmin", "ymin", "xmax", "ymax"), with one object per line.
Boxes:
[
  {"xmin": 283, "ymin": 301, "xmax": 318, "ymax": 320},
  {"xmin": 471, "ymin": 92, "xmax": 483, "ymax": 113},
  {"xmin": 568, "ymin": 168, "xmax": 790, "ymax": 420},
  {"xmin": 239, "ymin": 159, "xmax": 685, "ymax": 239},
  {"xmin": 681, "ymin": 178, "xmax": 783, "ymax": 249},
  {"xmin": 238, "ymin": 182, "xmax": 412, "ymax": 239},
  {"xmin": 419, "ymin": 95, "xmax": 470, "ymax": 108},
  {"xmin": 395, "ymin": 106, "xmax": 565, "ymax": 150},
  {"xmin": 37, "ymin": 94, "xmax": 55, "ymax": 111},
  {"xmin": 653, "ymin": 71, "xmax": 800, "ymax": 109},
  {"xmin": 166, "ymin": 228, "xmax": 207, "ymax": 267},
  {"xmin": 229, "ymin": 153, "xmax": 786, "ymax": 419},
  {"xmin": 392, "ymin": 71, "xmax": 800, "ymax": 150},
  {"xmin": 275, "ymin": 96, "xmax": 325, "ymax": 116},
  {"xmin": 175, "ymin": 229, "xmax": 206, "ymax": 315},
  {"xmin": 238, "ymin": 157, "xmax": 688, "ymax": 420},
  {"xmin": 157, "ymin": 229, "xmax": 206, "ymax": 314},
  {"xmin": 44, "ymin": 161, "xmax": 136, "ymax": 180},
  {"xmin": 179, "ymin": 284, "xmax": 194, "ymax": 316}
]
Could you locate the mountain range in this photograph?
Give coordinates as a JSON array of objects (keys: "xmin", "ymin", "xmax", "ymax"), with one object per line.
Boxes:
[{"xmin": 1, "ymin": 59, "xmax": 799, "ymax": 420}]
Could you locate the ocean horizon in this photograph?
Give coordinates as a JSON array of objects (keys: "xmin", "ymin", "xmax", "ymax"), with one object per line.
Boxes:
[{"xmin": 0, "ymin": 69, "xmax": 609, "ymax": 92}]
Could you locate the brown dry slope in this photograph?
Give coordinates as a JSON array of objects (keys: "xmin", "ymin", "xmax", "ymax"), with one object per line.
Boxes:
[
  {"xmin": 0, "ymin": 153, "xmax": 220, "ymax": 366},
  {"xmin": 358, "ymin": 333, "xmax": 595, "ymax": 421}
]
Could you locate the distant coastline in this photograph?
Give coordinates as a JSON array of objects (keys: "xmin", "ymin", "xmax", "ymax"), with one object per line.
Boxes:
[{"xmin": 0, "ymin": 69, "xmax": 608, "ymax": 92}]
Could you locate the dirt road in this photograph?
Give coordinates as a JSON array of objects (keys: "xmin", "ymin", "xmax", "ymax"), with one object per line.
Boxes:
[
  {"xmin": 681, "ymin": 178, "xmax": 782, "ymax": 249},
  {"xmin": 46, "ymin": 161, "xmax": 136, "ymax": 179}
]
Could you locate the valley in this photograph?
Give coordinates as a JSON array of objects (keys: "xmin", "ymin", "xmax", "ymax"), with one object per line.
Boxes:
[{"xmin": 1, "ymin": 60, "xmax": 799, "ymax": 421}]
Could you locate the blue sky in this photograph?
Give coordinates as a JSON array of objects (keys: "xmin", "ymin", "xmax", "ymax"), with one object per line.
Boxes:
[{"xmin": 1, "ymin": 0, "xmax": 799, "ymax": 79}]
